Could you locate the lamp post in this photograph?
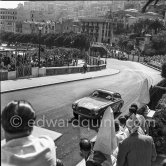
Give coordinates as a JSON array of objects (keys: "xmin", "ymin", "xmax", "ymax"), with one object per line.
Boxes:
[
  {"xmin": 105, "ymin": 52, "xmax": 107, "ymax": 64},
  {"xmin": 38, "ymin": 26, "xmax": 42, "ymax": 68}
]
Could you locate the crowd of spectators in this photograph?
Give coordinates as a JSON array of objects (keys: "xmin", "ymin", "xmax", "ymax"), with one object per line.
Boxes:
[
  {"xmin": 0, "ymin": 53, "xmax": 32, "ymax": 71},
  {"xmin": 144, "ymin": 55, "xmax": 166, "ymax": 64},
  {"xmin": 1, "ymin": 98, "xmax": 166, "ymax": 166},
  {"xmin": 79, "ymin": 103, "xmax": 166, "ymax": 166}
]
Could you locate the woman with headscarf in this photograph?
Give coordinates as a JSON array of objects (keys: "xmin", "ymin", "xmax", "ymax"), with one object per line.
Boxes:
[{"xmin": 93, "ymin": 106, "xmax": 118, "ymax": 166}]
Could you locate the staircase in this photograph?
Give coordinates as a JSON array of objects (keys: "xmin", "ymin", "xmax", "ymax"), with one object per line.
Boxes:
[{"xmin": 91, "ymin": 42, "xmax": 112, "ymax": 57}]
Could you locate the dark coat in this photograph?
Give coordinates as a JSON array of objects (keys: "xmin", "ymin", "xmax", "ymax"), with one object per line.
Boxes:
[
  {"xmin": 117, "ymin": 132, "xmax": 157, "ymax": 166},
  {"xmin": 86, "ymin": 151, "xmax": 107, "ymax": 166}
]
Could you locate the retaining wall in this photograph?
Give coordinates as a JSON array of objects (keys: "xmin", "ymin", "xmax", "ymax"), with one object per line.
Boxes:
[
  {"xmin": 0, "ymin": 64, "xmax": 106, "ymax": 81},
  {"xmin": 46, "ymin": 64, "xmax": 106, "ymax": 76}
]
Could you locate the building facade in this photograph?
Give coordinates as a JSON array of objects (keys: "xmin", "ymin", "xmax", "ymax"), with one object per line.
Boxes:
[
  {"xmin": 30, "ymin": 10, "xmax": 46, "ymax": 22},
  {"xmin": 22, "ymin": 21, "xmax": 56, "ymax": 34},
  {"xmin": 80, "ymin": 17, "xmax": 113, "ymax": 43},
  {"xmin": 0, "ymin": 8, "xmax": 17, "ymax": 33}
]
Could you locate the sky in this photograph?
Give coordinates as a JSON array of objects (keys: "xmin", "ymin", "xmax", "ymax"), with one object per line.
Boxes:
[{"xmin": 0, "ymin": 1, "xmax": 24, "ymax": 9}]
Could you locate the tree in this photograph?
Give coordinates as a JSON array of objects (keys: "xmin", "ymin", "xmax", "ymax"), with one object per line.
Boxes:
[
  {"xmin": 114, "ymin": 22, "xmax": 127, "ymax": 35},
  {"xmin": 73, "ymin": 33, "xmax": 90, "ymax": 51},
  {"xmin": 151, "ymin": 31, "xmax": 166, "ymax": 55},
  {"xmin": 118, "ymin": 35, "xmax": 135, "ymax": 52},
  {"xmin": 149, "ymin": 19, "xmax": 165, "ymax": 34},
  {"xmin": 141, "ymin": 0, "xmax": 161, "ymax": 13}
]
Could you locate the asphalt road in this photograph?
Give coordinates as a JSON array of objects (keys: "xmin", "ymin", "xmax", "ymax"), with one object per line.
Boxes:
[{"xmin": 1, "ymin": 59, "xmax": 162, "ymax": 166}]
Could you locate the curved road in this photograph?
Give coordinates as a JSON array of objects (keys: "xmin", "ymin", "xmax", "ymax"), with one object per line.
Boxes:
[{"xmin": 1, "ymin": 59, "xmax": 162, "ymax": 166}]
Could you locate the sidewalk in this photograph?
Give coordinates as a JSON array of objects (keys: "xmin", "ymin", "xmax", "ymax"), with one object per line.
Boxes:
[{"xmin": 1, "ymin": 68, "xmax": 120, "ymax": 93}]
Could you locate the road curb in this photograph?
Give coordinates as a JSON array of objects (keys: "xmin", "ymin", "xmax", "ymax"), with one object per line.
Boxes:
[{"xmin": 1, "ymin": 70, "xmax": 120, "ymax": 94}]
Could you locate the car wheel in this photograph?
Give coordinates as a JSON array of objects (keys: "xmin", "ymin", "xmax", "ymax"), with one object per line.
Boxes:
[{"xmin": 73, "ymin": 112, "xmax": 78, "ymax": 119}]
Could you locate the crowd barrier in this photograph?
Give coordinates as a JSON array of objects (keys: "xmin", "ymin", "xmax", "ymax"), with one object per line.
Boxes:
[{"xmin": 0, "ymin": 70, "xmax": 8, "ymax": 81}]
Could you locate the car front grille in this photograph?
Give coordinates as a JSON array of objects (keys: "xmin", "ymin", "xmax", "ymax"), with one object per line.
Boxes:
[{"xmin": 78, "ymin": 107, "xmax": 91, "ymax": 116}]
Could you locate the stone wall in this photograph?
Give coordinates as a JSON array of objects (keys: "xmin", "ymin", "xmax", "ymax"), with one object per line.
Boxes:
[
  {"xmin": 0, "ymin": 64, "xmax": 106, "ymax": 81},
  {"xmin": 46, "ymin": 64, "xmax": 106, "ymax": 76}
]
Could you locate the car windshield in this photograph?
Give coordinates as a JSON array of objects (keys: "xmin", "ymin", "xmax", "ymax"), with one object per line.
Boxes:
[{"xmin": 91, "ymin": 91, "xmax": 113, "ymax": 100}]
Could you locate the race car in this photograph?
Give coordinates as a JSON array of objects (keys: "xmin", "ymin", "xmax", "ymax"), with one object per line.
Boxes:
[{"xmin": 72, "ymin": 89, "xmax": 124, "ymax": 119}]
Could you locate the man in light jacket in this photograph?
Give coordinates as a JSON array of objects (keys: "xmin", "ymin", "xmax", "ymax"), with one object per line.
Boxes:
[{"xmin": 1, "ymin": 100, "xmax": 57, "ymax": 166}]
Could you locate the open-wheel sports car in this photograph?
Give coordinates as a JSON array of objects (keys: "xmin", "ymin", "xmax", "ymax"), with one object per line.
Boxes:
[{"xmin": 72, "ymin": 89, "xmax": 124, "ymax": 119}]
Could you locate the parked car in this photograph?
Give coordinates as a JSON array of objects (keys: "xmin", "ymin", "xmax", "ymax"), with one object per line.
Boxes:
[{"xmin": 72, "ymin": 89, "xmax": 124, "ymax": 119}]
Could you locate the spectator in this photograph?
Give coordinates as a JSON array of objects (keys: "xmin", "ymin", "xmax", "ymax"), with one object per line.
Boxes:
[
  {"xmin": 117, "ymin": 118, "xmax": 157, "ymax": 166},
  {"xmin": 97, "ymin": 55, "xmax": 100, "ymax": 66},
  {"xmin": 79, "ymin": 138, "xmax": 107, "ymax": 166},
  {"xmin": 1, "ymin": 100, "xmax": 57, "ymax": 166},
  {"xmin": 115, "ymin": 121, "xmax": 126, "ymax": 145},
  {"xmin": 129, "ymin": 103, "xmax": 148, "ymax": 134},
  {"xmin": 3, "ymin": 55, "xmax": 10, "ymax": 67},
  {"xmin": 0, "ymin": 56, "xmax": 5, "ymax": 69},
  {"xmin": 93, "ymin": 107, "xmax": 118, "ymax": 165},
  {"xmin": 56, "ymin": 159, "xmax": 64, "ymax": 166},
  {"xmin": 10, "ymin": 54, "xmax": 16, "ymax": 71},
  {"xmin": 162, "ymin": 159, "xmax": 166, "ymax": 166},
  {"xmin": 83, "ymin": 62, "xmax": 87, "ymax": 73},
  {"xmin": 118, "ymin": 116, "xmax": 130, "ymax": 137},
  {"xmin": 137, "ymin": 105, "xmax": 151, "ymax": 117}
]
